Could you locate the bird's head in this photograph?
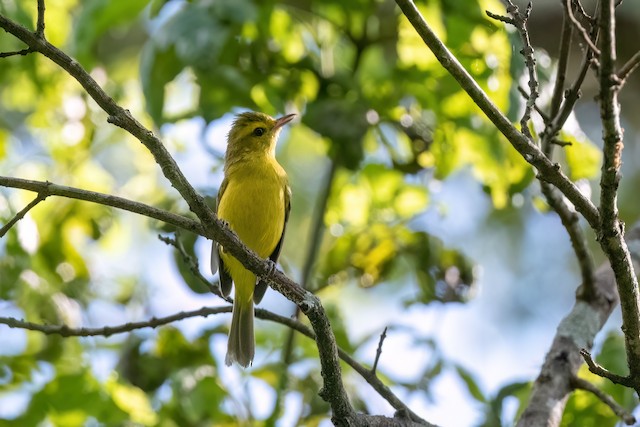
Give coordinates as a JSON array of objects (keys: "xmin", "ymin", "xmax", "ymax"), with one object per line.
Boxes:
[{"xmin": 226, "ymin": 111, "xmax": 296, "ymax": 159}]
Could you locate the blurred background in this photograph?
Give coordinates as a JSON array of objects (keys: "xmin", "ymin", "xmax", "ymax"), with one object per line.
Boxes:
[{"xmin": 0, "ymin": 0, "xmax": 639, "ymax": 425}]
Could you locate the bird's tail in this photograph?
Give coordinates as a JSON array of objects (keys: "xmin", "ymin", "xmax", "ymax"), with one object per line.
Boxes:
[{"xmin": 225, "ymin": 296, "xmax": 255, "ymax": 367}]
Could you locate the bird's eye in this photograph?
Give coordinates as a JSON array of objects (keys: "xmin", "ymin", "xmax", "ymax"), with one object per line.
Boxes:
[{"xmin": 253, "ymin": 127, "xmax": 265, "ymax": 136}]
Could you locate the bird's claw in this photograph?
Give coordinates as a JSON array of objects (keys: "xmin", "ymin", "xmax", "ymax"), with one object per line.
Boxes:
[{"xmin": 265, "ymin": 259, "xmax": 277, "ymax": 279}]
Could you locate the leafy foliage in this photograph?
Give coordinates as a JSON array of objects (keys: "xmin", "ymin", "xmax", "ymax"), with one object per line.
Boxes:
[{"xmin": 0, "ymin": 0, "xmax": 630, "ymax": 425}]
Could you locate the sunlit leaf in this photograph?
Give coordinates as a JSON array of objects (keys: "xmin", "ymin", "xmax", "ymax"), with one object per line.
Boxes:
[
  {"xmin": 563, "ymin": 132, "xmax": 602, "ymax": 181},
  {"xmin": 455, "ymin": 364, "xmax": 487, "ymax": 403},
  {"xmin": 107, "ymin": 379, "xmax": 158, "ymax": 425}
]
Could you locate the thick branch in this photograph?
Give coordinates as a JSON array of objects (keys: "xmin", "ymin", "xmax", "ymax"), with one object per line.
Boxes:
[
  {"xmin": 394, "ymin": 0, "xmax": 600, "ymax": 230},
  {"xmin": 517, "ymin": 264, "xmax": 616, "ymax": 426},
  {"xmin": 517, "ymin": 225, "xmax": 640, "ymax": 426},
  {"xmin": 597, "ymin": 0, "xmax": 640, "ymax": 386}
]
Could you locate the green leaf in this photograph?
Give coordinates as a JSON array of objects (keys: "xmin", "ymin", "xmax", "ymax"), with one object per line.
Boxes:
[
  {"xmin": 171, "ymin": 232, "xmax": 211, "ymax": 294},
  {"xmin": 15, "ymin": 370, "xmax": 128, "ymax": 426},
  {"xmin": 304, "ymin": 97, "xmax": 369, "ymax": 170},
  {"xmin": 563, "ymin": 132, "xmax": 602, "ymax": 180},
  {"xmin": 455, "ymin": 364, "xmax": 486, "ymax": 403},
  {"xmin": 140, "ymin": 43, "xmax": 182, "ymax": 125},
  {"xmin": 72, "ymin": 0, "xmax": 150, "ymax": 67}
]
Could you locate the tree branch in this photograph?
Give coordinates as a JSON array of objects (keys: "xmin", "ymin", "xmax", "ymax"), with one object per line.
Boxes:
[
  {"xmin": 394, "ymin": 0, "xmax": 600, "ymax": 230},
  {"xmin": 545, "ymin": 50, "xmax": 594, "ymax": 142},
  {"xmin": 617, "ymin": 50, "xmax": 640, "ymax": 88},
  {"xmin": 517, "ymin": 224, "xmax": 640, "ymax": 425},
  {"xmin": 371, "ymin": 326, "xmax": 388, "ymax": 375},
  {"xmin": 547, "ymin": 12, "xmax": 573, "ymax": 128},
  {"xmin": 541, "ymin": 184, "xmax": 596, "ymax": 299},
  {"xmin": 1, "ymin": 305, "xmax": 432, "ymax": 426},
  {"xmin": 0, "ymin": 176, "xmax": 204, "ymax": 235},
  {"xmin": 0, "ymin": 192, "xmax": 47, "ymax": 237},
  {"xmin": 0, "ymin": 306, "xmax": 231, "ymax": 337},
  {"xmin": 0, "ymin": 12, "xmax": 357, "ymax": 422},
  {"xmin": 580, "ymin": 349, "xmax": 634, "ymax": 387},
  {"xmin": 536, "ymin": 3, "xmax": 597, "ymax": 299},
  {"xmin": 516, "ymin": 263, "xmax": 617, "ymax": 426},
  {"xmin": 36, "ymin": 0, "xmax": 45, "ymax": 38},
  {"xmin": 517, "ymin": 86, "xmax": 549, "ymax": 123},
  {"xmin": 269, "ymin": 159, "xmax": 338, "ymax": 425},
  {"xmin": 565, "ymin": 0, "xmax": 600, "ymax": 56},
  {"xmin": 159, "ymin": 233, "xmax": 225, "ymax": 298},
  {"xmin": 487, "ymin": 1, "xmax": 538, "ymax": 141},
  {"xmin": 570, "ymin": 376, "xmax": 636, "ymax": 425},
  {"xmin": 0, "ymin": 48, "xmax": 32, "ymax": 58},
  {"xmin": 597, "ymin": 0, "xmax": 640, "ymax": 389},
  {"xmin": 494, "ymin": 2, "xmax": 598, "ymax": 300}
]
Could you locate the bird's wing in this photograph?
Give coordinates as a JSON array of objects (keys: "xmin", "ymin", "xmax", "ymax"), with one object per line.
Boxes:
[
  {"xmin": 254, "ymin": 184, "xmax": 291, "ymax": 304},
  {"xmin": 211, "ymin": 178, "xmax": 233, "ymax": 297}
]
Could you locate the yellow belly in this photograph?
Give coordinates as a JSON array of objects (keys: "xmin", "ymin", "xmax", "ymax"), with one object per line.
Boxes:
[
  {"xmin": 217, "ymin": 163, "xmax": 286, "ymax": 301},
  {"xmin": 218, "ymin": 179, "xmax": 285, "ymax": 257}
]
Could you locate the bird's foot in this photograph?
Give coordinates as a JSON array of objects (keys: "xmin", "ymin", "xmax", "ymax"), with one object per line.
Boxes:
[{"xmin": 264, "ymin": 259, "xmax": 278, "ymax": 279}]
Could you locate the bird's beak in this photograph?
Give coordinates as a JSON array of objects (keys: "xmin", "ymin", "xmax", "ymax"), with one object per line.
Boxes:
[{"xmin": 274, "ymin": 113, "xmax": 296, "ymax": 130}]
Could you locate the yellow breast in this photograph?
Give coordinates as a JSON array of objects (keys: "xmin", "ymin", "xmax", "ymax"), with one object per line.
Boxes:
[{"xmin": 217, "ymin": 156, "xmax": 287, "ymax": 259}]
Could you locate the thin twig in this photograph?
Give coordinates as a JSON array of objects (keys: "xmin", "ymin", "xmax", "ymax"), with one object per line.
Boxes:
[
  {"xmin": 0, "ymin": 48, "xmax": 32, "ymax": 58},
  {"xmin": 580, "ymin": 349, "xmax": 634, "ymax": 387},
  {"xmin": 538, "ymin": 10, "xmax": 595, "ymax": 294},
  {"xmin": 517, "ymin": 86, "xmax": 549, "ymax": 123},
  {"xmin": 158, "ymin": 233, "xmax": 226, "ymax": 298},
  {"xmin": 371, "ymin": 327, "xmax": 388, "ymax": 375},
  {"xmin": 488, "ymin": 1, "xmax": 539, "ymax": 140},
  {"xmin": 571, "ymin": 0, "xmax": 594, "ymax": 22},
  {"xmin": 565, "ymin": 0, "xmax": 600, "ymax": 56},
  {"xmin": 0, "ymin": 193, "xmax": 47, "ymax": 237},
  {"xmin": 546, "ymin": 11, "xmax": 573, "ymax": 152},
  {"xmin": 302, "ymin": 160, "xmax": 337, "ymax": 292},
  {"xmin": 0, "ymin": 307, "xmax": 231, "ymax": 337},
  {"xmin": 545, "ymin": 47, "xmax": 594, "ymax": 142},
  {"xmin": 540, "ymin": 183, "xmax": 596, "ymax": 299},
  {"xmin": 551, "ymin": 139, "xmax": 572, "ymax": 147},
  {"xmin": 36, "ymin": 0, "xmax": 45, "ymax": 37},
  {"xmin": 617, "ymin": 50, "xmax": 640, "ymax": 88},
  {"xmin": 571, "ymin": 376, "xmax": 636, "ymax": 425},
  {"xmin": 484, "ymin": 10, "xmax": 515, "ymax": 26}
]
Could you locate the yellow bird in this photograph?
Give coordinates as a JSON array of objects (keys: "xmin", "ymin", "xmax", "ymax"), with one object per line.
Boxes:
[{"xmin": 211, "ymin": 111, "xmax": 294, "ymax": 367}]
